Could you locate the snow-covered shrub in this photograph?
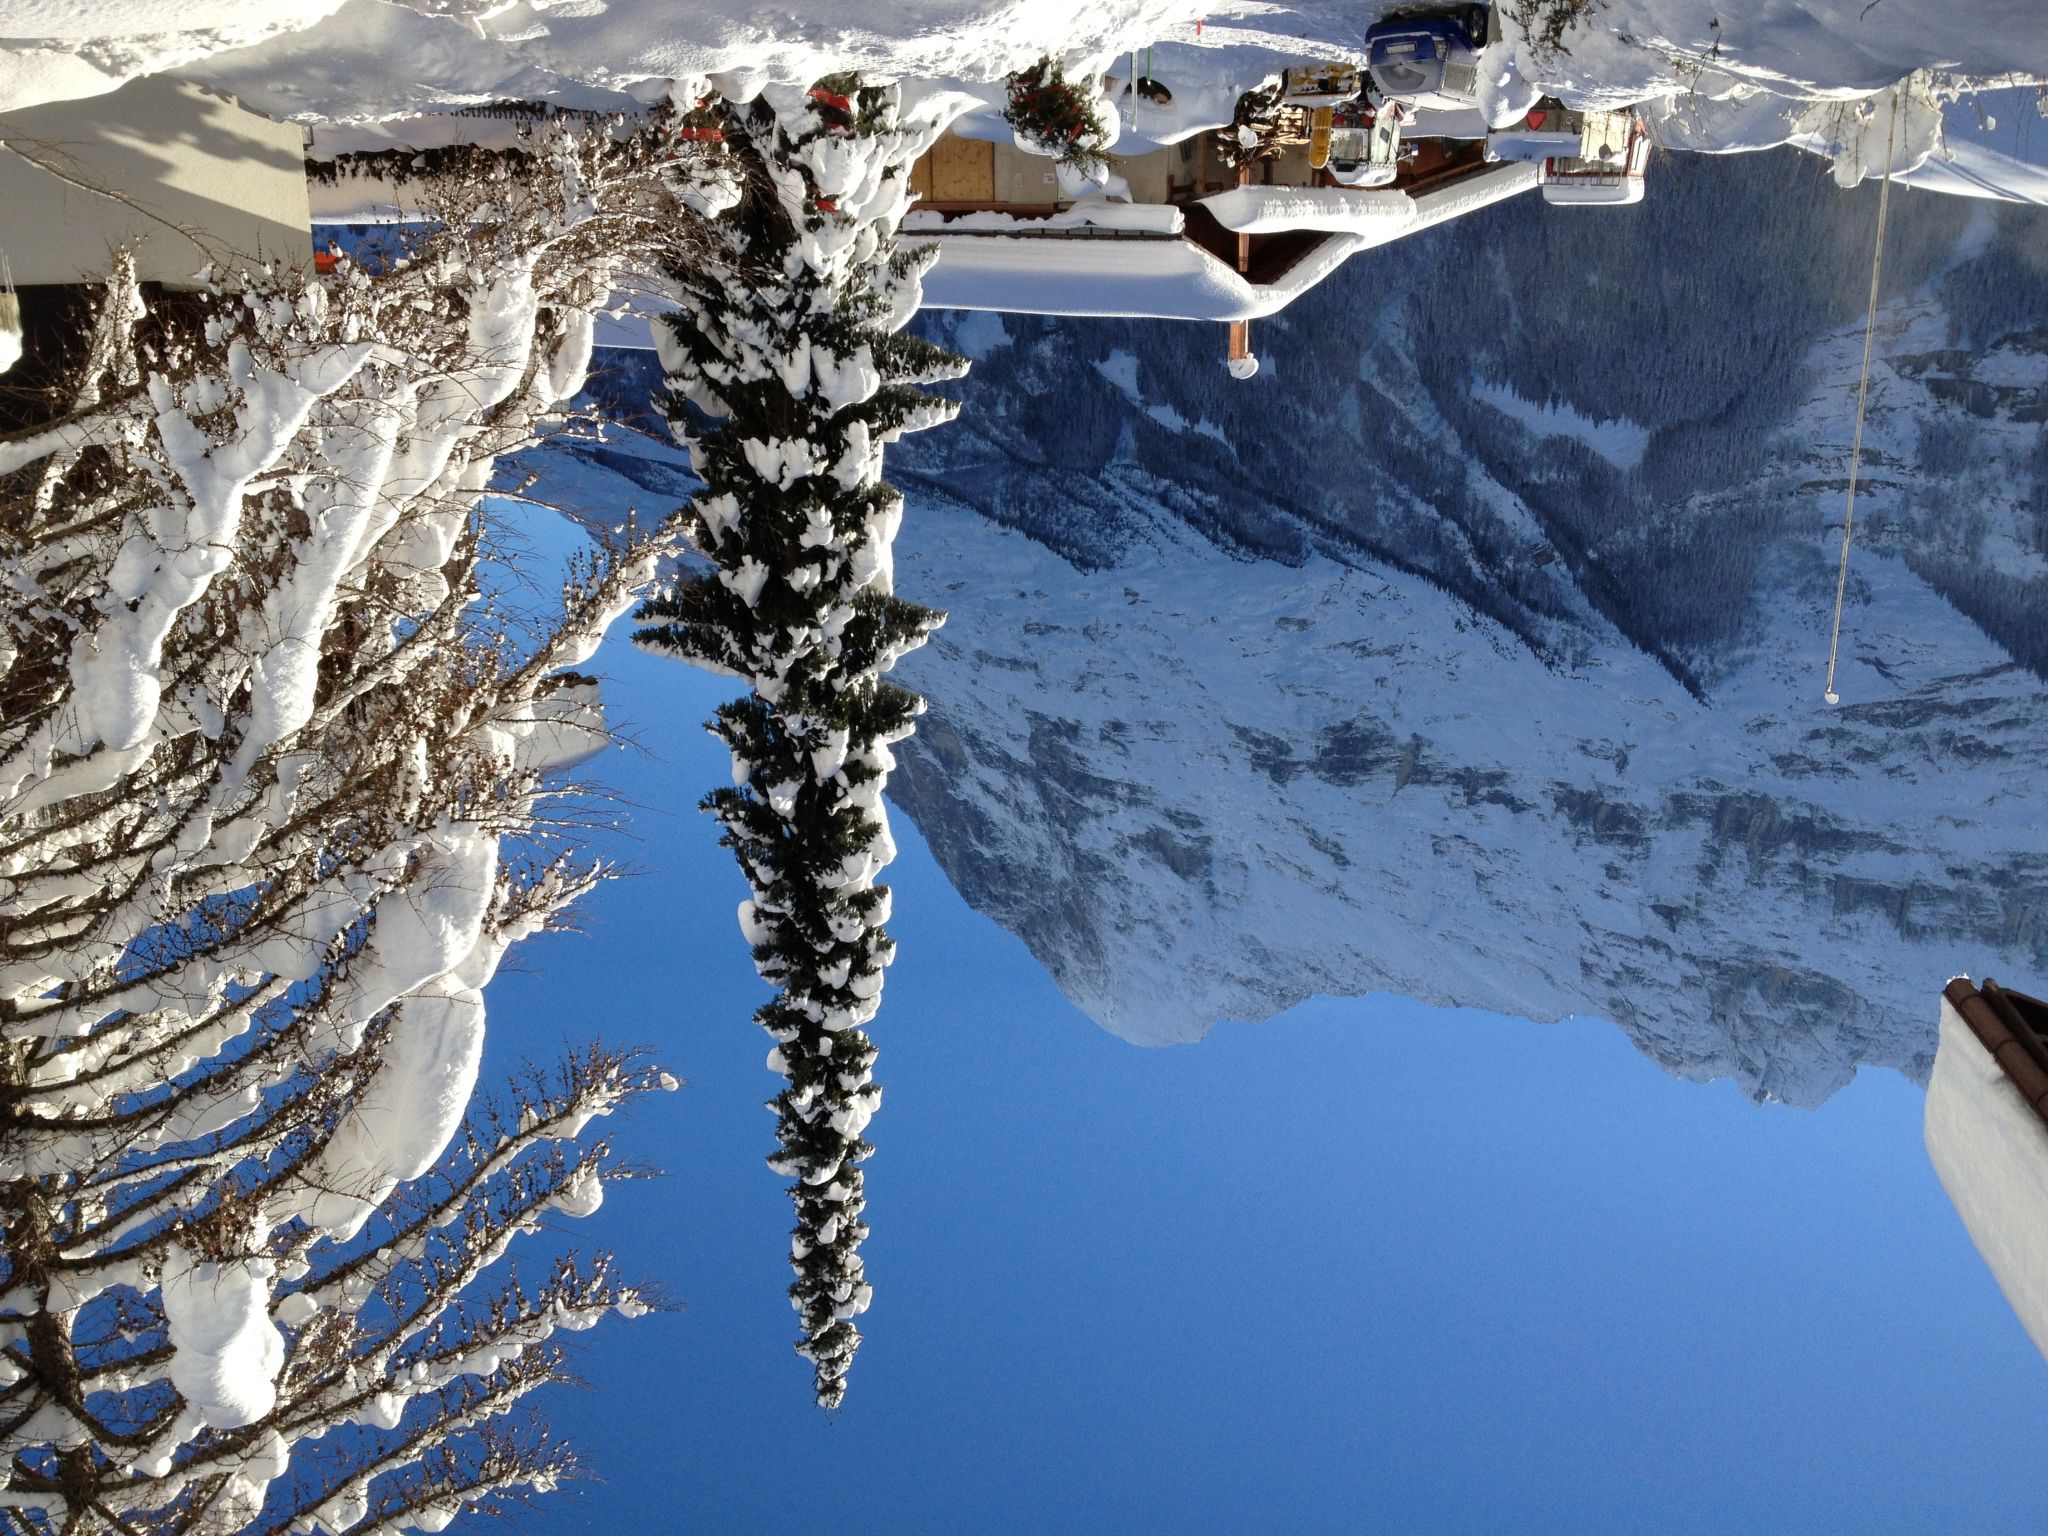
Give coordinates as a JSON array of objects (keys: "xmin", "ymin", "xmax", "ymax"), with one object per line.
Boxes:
[
  {"xmin": 0, "ymin": 111, "xmax": 714, "ymax": 1534},
  {"xmin": 1503, "ymin": 0, "xmax": 1603, "ymax": 61},
  {"xmin": 1002, "ymin": 57, "xmax": 1113, "ymax": 175},
  {"xmin": 632, "ymin": 73, "xmax": 967, "ymax": 1409}
]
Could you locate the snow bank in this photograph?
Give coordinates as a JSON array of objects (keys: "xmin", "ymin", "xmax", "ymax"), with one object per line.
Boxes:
[
  {"xmin": 0, "ymin": 0, "xmax": 348, "ymax": 111},
  {"xmin": 1198, "ymin": 185, "xmax": 1415, "ymax": 236},
  {"xmin": 1925, "ymin": 994, "xmax": 2048, "ymax": 1365},
  {"xmin": 1649, "ymin": 73, "xmax": 1948, "ymax": 188},
  {"xmin": 161, "ymin": 1244, "xmax": 287, "ymax": 1427},
  {"xmin": 1472, "ymin": 39, "xmax": 1540, "ymax": 131},
  {"xmin": 4, "ymin": 0, "xmax": 2042, "ymax": 171},
  {"xmin": 1902, "ymin": 137, "xmax": 2048, "ymax": 206},
  {"xmin": 118, "ymin": 0, "xmax": 1220, "ymax": 125},
  {"xmin": 1507, "ymin": 0, "xmax": 2048, "ymax": 117},
  {"xmin": 8, "ymin": 0, "xmax": 2034, "ymax": 223}
]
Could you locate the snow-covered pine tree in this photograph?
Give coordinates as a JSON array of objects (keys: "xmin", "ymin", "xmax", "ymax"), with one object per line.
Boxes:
[
  {"xmin": 0, "ymin": 113, "xmax": 721, "ymax": 1534},
  {"xmin": 631, "ymin": 75, "xmax": 967, "ymax": 1409}
]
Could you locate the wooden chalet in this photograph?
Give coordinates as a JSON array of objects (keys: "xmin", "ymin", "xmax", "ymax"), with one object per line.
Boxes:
[
  {"xmin": 905, "ymin": 116, "xmax": 1525, "ymax": 376},
  {"xmin": 904, "ymin": 97, "xmax": 1646, "ymax": 374}
]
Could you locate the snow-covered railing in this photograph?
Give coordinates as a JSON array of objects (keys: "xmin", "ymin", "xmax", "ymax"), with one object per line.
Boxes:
[
  {"xmin": 903, "ymin": 202, "xmax": 1184, "ymax": 236},
  {"xmin": 1405, "ymin": 158, "xmax": 1543, "ymax": 228},
  {"xmin": 1196, "ymin": 185, "xmax": 1415, "ymax": 236}
]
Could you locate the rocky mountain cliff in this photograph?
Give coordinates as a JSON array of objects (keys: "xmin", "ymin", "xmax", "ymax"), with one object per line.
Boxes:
[{"xmin": 880, "ymin": 149, "xmax": 2048, "ymax": 1106}]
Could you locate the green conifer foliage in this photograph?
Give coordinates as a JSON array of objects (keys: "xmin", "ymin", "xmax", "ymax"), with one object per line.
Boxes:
[
  {"xmin": 635, "ymin": 75, "xmax": 966, "ymax": 1408},
  {"xmin": 1003, "ymin": 57, "xmax": 1112, "ymax": 173}
]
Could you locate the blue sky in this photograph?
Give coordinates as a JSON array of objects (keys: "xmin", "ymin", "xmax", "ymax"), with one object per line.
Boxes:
[{"xmin": 477, "ymin": 597, "xmax": 2048, "ymax": 1534}]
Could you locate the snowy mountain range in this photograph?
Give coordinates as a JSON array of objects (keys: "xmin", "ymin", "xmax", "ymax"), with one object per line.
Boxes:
[{"xmin": 875, "ymin": 148, "xmax": 2048, "ymax": 1107}]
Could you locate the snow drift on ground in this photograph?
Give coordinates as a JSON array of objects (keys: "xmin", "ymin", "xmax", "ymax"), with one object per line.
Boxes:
[
  {"xmin": 4, "ymin": 0, "xmax": 2041, "ymax": 176},
  {"xmin": 0, "ymin": 0, "xmax": 345, "ymax": 111}
]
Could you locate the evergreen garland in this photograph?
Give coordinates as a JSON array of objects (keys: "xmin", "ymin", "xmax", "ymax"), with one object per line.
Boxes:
[
  {"xmin": 635, "ymin": 74, "xmax": 966, "ymax": 1408},
  {"xmin": 1002, "ymin": 56, "xmax": 1112, "ymax": 173}
]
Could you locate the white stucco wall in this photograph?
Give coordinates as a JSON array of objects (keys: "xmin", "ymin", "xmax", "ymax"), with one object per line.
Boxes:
[
  {"xmin": 0, "ymin": 75, "xmax": 312, "ymax": 285},
  {"xmin": 991, "ymin": 141, "xmax": 1062, "ymax": 207}
]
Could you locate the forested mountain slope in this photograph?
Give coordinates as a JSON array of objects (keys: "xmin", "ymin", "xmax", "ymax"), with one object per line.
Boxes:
[{"xmin": 875, "ymin": 149, "xmax": 2048, "ymax": 1105}]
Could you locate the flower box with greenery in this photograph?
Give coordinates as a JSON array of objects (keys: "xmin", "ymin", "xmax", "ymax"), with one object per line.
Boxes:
[{"xmin": 1001, "ymin": 57, "xmax": 1113, "ymax": 175}]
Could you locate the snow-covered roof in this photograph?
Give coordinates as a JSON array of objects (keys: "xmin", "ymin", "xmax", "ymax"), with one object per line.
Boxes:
[
  {"xmin": 915, "ymin": 163, "xmax": 1540, "ymax": 323},
  {"xmin": 1925, "ymin": 983, "xmax": 2048, "ymax": 1364},
  {"xmin": 911, "ymin": 229, "xmax": 1365, "ymax": 323}
]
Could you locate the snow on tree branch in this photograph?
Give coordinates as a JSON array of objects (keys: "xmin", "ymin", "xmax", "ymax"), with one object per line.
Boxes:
[{"xmin": 0, "ymin": 108, "xmax": 712, "ymax": 1535}]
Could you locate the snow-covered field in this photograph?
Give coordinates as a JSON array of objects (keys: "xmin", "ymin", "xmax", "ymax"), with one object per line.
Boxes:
[
  {"xmin": 3, "ymin": 0, "xmax": 2043, "ymax": 199},
  {"xmin": 1471, "ymin": 382, "xmax": 1651, "ymax": 470}
]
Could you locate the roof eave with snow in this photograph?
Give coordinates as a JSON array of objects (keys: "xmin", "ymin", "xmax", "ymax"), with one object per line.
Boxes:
[{"xmin": 1925, "ymin": 988, "xmax": 2048, "ymax": 1364}]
